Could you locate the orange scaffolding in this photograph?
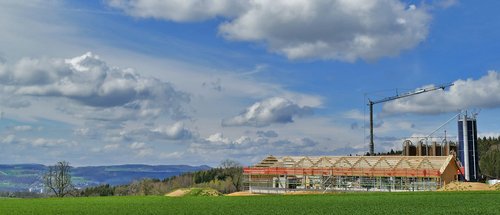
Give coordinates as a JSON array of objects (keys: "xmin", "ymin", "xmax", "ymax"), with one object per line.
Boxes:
[
  {"xmin": 244, "ymin": 155, "xmax": 459, "ymax": 193},
  {"xmin": 244, "ymin": 167, "xmax": 441, "ymax": 177}
]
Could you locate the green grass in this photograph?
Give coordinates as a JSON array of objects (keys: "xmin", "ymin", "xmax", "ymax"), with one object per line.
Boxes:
[{"xmin": 0, "ymin": 191, "xmax": 498, "ymax": 215}]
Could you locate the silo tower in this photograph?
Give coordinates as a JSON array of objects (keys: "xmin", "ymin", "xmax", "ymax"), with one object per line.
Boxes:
[{"xmin": 457, "ymin": 112, "xmax": 479, "ymax": 182}]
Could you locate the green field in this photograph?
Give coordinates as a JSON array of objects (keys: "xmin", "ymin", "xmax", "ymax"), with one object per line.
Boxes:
[{"xmin": 0, "ymin": 191, "xmax": 498, "ymax": 214}]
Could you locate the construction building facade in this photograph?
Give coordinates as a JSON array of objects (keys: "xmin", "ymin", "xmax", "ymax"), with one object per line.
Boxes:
[{"xmin": 244, "ymin": 155, "xmax": 459, "ymax": 194}]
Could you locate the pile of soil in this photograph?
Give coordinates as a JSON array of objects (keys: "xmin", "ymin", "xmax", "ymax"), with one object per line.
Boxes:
[
  {"xmin": 165, "ymin": 188, "xmax": 223, "ymax": 197},
  {"xmin": 491, "ymin": 183, "xmax": 500, "ymax": 191},
  {"xmin": 165, "ymin": 189, "xmax": 190, "ymax": 197},
  {"xmin": 226, "ymin": 191, "xmax": 261, "ymax": 196},
  {"xmin": 439, "ymin": 182, "xmax": 494, "ymax": 191}
]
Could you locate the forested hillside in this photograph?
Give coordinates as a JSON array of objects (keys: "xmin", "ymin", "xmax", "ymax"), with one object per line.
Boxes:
[{"xmin": 81, "ymin": 160, "xmax": 243, "ymax": 196}]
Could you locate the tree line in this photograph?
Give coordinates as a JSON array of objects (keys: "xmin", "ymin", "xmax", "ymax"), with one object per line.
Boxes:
[
  {"xmin": 478, "ymin": 136, "xmax": 500, "ymax": 179},
  {"xmin": 43, "ymin": 159, "xmax": 243, "ymax": 197}
]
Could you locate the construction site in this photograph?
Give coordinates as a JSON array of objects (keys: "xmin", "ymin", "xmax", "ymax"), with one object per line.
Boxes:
[{"xmin": 243, "ymin": 84, "xmax": 482, "ymax": 193}]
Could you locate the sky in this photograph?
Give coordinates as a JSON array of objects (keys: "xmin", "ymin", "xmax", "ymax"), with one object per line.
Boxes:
[{"xmin": 1, "ymin": 0, "xmax": 500, "ymax": 166}]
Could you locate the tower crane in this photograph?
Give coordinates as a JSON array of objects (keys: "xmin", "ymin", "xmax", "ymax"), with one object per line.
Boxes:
[{"xmin": 367, "ymin": 83, "xmax": 453, "ymax": 155}]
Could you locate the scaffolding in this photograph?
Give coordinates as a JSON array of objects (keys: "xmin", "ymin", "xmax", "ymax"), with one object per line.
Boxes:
[{"xmin": 244, "ymin": 155, "xmax": 459, "ymax": 194}]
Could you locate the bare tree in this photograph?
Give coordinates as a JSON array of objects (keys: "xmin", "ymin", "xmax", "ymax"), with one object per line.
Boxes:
[
  {"xmin": 44, "ymin": 161, "xmax": 73, "ymax": 197},
  {"xmin": 219, "ymin": 159, "xmax": 243, "ymax": 191}
]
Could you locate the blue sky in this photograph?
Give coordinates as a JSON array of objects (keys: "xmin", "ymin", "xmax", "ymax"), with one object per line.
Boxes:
[{"xmin": 1, "ymin": 0, "xmax": 500, "ymax": 166}]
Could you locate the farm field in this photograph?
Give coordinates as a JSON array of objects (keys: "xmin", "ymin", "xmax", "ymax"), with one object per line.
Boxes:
[{"xmin": 0, "ymin": 191, "xmax": 498, "ymax": 215}]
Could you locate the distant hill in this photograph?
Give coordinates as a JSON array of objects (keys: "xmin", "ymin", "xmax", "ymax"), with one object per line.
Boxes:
[{"xmin": 0, "ymin": 164, "xmax": 211, "ymax": 192}]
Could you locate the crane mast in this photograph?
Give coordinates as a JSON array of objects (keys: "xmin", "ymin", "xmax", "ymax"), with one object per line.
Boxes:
[{"xmin": 367, "ymin": 83, "xmax": 453, "ymax": 155}]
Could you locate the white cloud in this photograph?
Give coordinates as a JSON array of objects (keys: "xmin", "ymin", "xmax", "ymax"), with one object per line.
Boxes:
[
  {"xmin": 128, "ymin": 141, "xmax": 153, "ymax": 157},
  {"xmin": 2, "ymin": 134, "xmax": 16, "ymax": 144},
  {"xmin": 0, "ymin": 135, "xmax": 73, "ymax": 147},
  {"xmin": 0, "ymin": 53, "xmax": 190, "ymax": 122},
  {"xmin": 31, "ymin": 138, "xmax": 77, "ymax": 148},
  {"xmin": 382, "ymin": 71, "xmax": 500, "ymax": 114},
  {"xmin": 159, "ymin": 151, "xmax": 184, "ymax": 159},
  {"xmin": 107, "ymin": 0, "xmax": 248, "ymax": 22},
  {"xmin": 103, "ymin": 143, "xmax": 120, "ymax": 150},
  {"xmin": 234, "ymin": 136, "xmax": 251, "ymax": 145},
  {"xmin": 205, "ymin": 132, "xmax": 231, "ymax": 144},
  {"xmin": 129, "ymin": 142, "xmax": 146, "ymax": 149},
  {"xmin": 13, "ymin": 125, "xmax": 33, "ymax": 132},
  {"xmin": 220, "ymin": 0, "xmax": 430, "ymax": 61},
  {"xmin": 222, "ymin": 97, "xmax": 313, "ymax": 127},
  {"xmin": 150, "ymin": 122, "xmax": 193, "ymax": 140},
  {"xmin": 135, "ymin": 148, "xmax": 152, "ymax": 157},
  {"xmin": 109, "ymin": 0, "xmax": 431, "ymax": 61},
  {"xmin": 74, "ymin": 128, "xmax": 93, "ymax": 137}
]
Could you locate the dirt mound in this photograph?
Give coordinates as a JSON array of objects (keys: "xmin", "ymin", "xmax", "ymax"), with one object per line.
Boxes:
[
  {"xmin": 165, "ymin": 188, "xmax": 190, "ymax": 197},
  {"xmin": 226, "ymin": 191, "xmax": 261, "ymax": 196},
  {"xmin": 166, "ymin": 188, "xmax": 223, "ymax": 197},
  {"xmin": 439, "ymin": 182, "xmax": 493, "ymax": 191},
  {"xmin": 491, "ymin": 183, "xmax": 500, "ymax": 191}
]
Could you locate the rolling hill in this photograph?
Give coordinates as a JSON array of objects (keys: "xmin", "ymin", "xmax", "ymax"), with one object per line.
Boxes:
[{"xmin": 0, "ymin": 164, "xmax": 211, "ymax": 192}]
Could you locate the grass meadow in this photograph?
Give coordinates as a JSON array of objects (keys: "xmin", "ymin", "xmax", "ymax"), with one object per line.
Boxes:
[{"xmin": 0, "ymin": 191, "xmax": 498, "ymax": 215}]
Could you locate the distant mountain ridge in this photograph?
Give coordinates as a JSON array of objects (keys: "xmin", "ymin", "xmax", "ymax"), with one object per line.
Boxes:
[{"xmin": 0, "ymin": 164, "xmax": 211, "ymax": 192}]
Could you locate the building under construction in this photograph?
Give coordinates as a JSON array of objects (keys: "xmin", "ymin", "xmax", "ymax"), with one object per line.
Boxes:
[
  {"xmin": 244, "ymin": 155, "xmax": 459, "ymax": 194},
  {"xmin": 243, "ymin": 84, "xmax": 478, "ymax": 193}
]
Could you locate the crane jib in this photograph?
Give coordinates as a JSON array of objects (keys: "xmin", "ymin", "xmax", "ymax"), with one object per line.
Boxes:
[{"xmin": 367, "ymin": 83, "xmax": 453, "ymax": 156}]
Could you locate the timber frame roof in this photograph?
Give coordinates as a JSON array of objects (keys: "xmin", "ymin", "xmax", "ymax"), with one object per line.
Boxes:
[{"xmin": 246, "ymin": 155, "xmax": 457, "ymax": 177}]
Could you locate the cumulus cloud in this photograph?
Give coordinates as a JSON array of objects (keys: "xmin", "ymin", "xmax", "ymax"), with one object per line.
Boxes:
[
  {"xmin": 222, "ymin": 97, "xmax": 313, "ymax": 127},
  {"xmin": 204, "ymin": 133, "xmax": 258, "ymax": 145},
  {"xmin": 205, "ymin": 132, "xmax": 231, "ymax": 144},
  {"xmin": 0, "ymin": 52, "xmax": 189, "ymax": 121},
  {"xmin": 114, "ymin": 122, "xmax": 194, "ymax": 143},
  {"xmin": 220, "ymin": 0, "xmax": 430, "ymax": 61},
  {"xmin": 109, "ymin": 0, "xmax": 430, "ymax": 61},
  {"xmin": 150, "ymin": 122, "xmax": 193, "ymax": 140},
  {"xmin": 382, "ymin": 71, "xmax": 500, "ymax": 114}
]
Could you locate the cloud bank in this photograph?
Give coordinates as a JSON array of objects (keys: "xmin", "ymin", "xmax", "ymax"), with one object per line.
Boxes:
[{"xmin": 108, "ymin": 0, "xmax": 430, "ymax": 61}]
